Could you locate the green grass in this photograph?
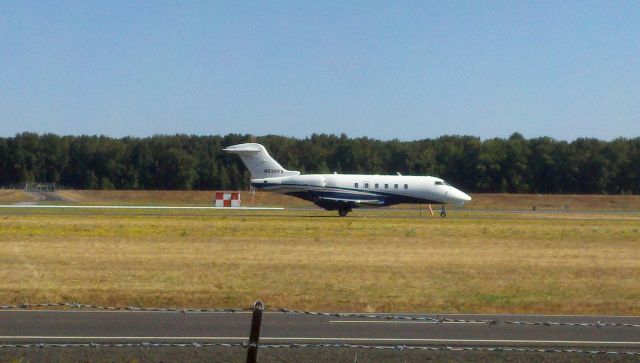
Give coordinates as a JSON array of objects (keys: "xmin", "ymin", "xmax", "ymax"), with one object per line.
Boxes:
[{"xmin": 0, "ymin": 208, "xmax": 639, "ymax": 314}]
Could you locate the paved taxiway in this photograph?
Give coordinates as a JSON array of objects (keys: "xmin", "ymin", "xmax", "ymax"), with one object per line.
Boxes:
[{"xmin": 1, "ymin": 310, "xmax": 639, "ymax": 348}]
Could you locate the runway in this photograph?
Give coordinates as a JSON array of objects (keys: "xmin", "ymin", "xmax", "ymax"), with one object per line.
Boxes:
[
  {"xmin": 2, "ymin": 310, "xmax": 639, "ymax": 348},
  {"xmin": 0, "ymin": 204, "xmax": 283, "ymax": 210}
]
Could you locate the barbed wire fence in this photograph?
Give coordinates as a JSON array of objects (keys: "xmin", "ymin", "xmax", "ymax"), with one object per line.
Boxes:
[
  {"xmin": 4, "ymin": 302, "xmax": 640, "ymax": 329},
  {"xmin": 1, "ymin": 301, "xmax": 640, "ymax": 362}
]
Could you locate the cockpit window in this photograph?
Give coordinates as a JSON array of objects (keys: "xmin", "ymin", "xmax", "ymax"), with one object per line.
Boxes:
[{"xmin": 435, "ymin": 181, "xmax": 448, "ymax": 186}]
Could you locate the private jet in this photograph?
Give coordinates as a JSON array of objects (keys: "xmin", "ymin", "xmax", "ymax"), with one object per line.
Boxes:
[{"xmin": 224, "ymin": 143, "xmax": 471, "ymax": 217}]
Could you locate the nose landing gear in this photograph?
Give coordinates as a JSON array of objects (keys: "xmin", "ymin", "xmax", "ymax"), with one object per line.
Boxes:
[{"xmin": 440, "ymin": 204, "xmax": 447, "ymax": 218}]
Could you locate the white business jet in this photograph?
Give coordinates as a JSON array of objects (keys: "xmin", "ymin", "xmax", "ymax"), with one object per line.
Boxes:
[{"xmin": 224, "ymin": 143, "xmax": 471, "ymax": 217}]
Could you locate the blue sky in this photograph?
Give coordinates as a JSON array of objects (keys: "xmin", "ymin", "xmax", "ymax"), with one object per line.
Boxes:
[{"xmin": 1, "ymin": 1, "xmax": 638, "ymax": 140}]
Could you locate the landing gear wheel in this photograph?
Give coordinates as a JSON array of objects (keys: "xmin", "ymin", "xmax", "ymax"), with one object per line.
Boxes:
[
  {"xmin": 440, "ymin": 211, "xmax": 447, "ymax": 218},
  {"xmin": 338, "ymin": 208, "xmax": 350, "ymax": 217}
]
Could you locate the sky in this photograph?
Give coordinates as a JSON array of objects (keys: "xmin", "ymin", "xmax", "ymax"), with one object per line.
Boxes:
[{"xmin": 1, "ymin": 1, "xmax": 639, "ymax": 141}]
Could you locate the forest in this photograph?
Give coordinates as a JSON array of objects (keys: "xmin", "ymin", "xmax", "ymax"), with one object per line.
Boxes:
[{"xmin": 0, "ymin": 132, "xmax": 638, "ymax": 194}]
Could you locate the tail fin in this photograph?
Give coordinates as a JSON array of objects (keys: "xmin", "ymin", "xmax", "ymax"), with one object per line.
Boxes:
[{"xmin": 223, "ymin": 143, "xmax": 300, "ymax": 179}]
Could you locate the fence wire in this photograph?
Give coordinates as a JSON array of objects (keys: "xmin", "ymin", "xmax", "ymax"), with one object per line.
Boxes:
[
  {"xmin": 1, "ymin": 342, "xmax": 639, "ymax": 356},
  {"xmin": 2, "ymin": 302, "xmax": 640, "ymax": 357},
  {"xmin": 2, "ymin": 302, "xmax": 640, "ymax": 329},
  {"xmin": 267, "ymin": 307, "xmax": 640, "ymax": 329}
]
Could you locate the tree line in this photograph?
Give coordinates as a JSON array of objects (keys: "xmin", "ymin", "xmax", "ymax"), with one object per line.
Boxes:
[{"xmin": 0, "ymin": 132, "xmax": 638, "ymax": 194}]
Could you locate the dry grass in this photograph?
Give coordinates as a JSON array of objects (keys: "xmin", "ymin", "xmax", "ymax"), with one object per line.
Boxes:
[
  {"xmin": 56, "ymin": 189, "xmax": 309, "ymax": 207},
  {"xmin": 0, "ymin": 190, "xmax": 34, "ymax": 204},
  {"xmin": 466, "ymin": 193, "xmax": 640, "ymax": 211},
  {"xmin": 57, "ymin": 190, "xmax": 216, "ymax": 205},
  {"xmin": 1, "ymin": 208, "xmax": 639, "ymax": 314}
]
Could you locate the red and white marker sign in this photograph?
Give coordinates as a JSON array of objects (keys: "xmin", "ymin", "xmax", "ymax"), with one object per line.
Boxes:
[{"xmin": 215, "ymin": 192, "xmax": 241, "ymax": 207}]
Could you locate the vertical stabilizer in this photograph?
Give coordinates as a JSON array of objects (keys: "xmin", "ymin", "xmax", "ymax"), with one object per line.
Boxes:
[{"xmin": 223, "ymin": 143, "xmax": 300, "ymax": 179}]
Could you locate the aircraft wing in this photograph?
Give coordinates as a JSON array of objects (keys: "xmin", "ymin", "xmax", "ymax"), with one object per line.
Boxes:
[{"xmin": 316, "ymin": 196, "xmax": 385, "ymax": 207}]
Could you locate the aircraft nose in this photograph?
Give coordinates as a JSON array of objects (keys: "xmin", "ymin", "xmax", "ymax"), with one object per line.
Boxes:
[{"xmin": 449, "ymin": 188, "xmax": 472, "ymax": 204}]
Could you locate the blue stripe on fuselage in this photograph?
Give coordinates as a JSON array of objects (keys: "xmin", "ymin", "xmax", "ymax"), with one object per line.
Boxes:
[{"xmin": 251, "ymin": 182, "xmax": 442, "ymax": 207}]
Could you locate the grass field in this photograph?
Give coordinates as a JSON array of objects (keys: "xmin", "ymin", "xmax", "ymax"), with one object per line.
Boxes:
[{"xmin": 1, "ymin": 204, "xmax": 639, "ymax": 315}]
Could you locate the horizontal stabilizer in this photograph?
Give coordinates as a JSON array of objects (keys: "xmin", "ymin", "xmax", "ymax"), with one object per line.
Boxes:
[{"xmin": 222, "ymin": 144, "xmax": 264, "ymax": 153}]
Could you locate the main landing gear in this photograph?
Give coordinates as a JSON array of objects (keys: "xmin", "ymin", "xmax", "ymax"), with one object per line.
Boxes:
[
  {"xmin": 338, "ymin": 207, "xmax": 351, "ymax": 217},
  {"xmin": 440, "ymin": 204, "xmax": 447, "ymax": 218}
]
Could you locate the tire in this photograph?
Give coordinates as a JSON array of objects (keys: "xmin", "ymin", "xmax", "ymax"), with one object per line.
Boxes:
[
  {"xmin": 440, "ymin": 211, "xmax": 447, "ymax": 218},
  {"xmin": 338, "ymin": 208, "xmax": 349, "ymax": 217}
]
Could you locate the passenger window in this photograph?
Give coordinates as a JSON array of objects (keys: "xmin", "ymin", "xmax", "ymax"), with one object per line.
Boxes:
[
  {"xmin": 394, "ymin": 184, "xmax": 398, "ymax": 189},
  {"xmin": 364, "ymin": 183, "xmax": 369, "ymax": 189},
  {"xmin": 404, "ymin": 184, "xmax": 408, "ymax": 189},
  {"xmin": 385, "ymin": 183, "xmax": 388, "ymax": 189},
  {"xmin": 374, "ymin": 183, "xmax": 379, "ymax": 189},
  {"xmin": 355, "ymin": 183, "xmax": 359, "ymax": 188}
]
